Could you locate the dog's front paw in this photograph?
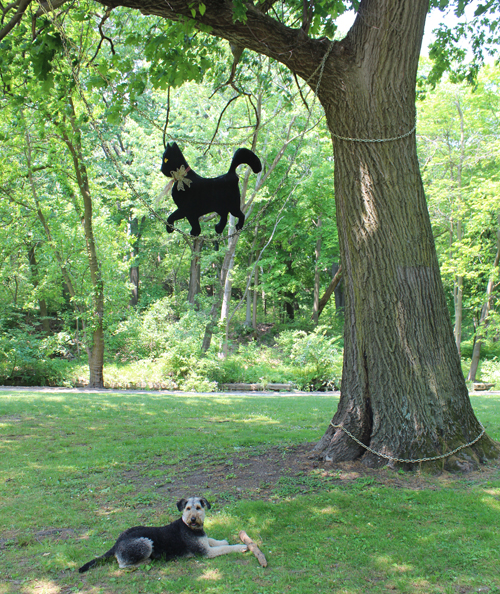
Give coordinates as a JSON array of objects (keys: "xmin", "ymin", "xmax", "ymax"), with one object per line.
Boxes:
[{"xmin": 236, "ymin": 544, "xmax": 248, "ymax": 553}]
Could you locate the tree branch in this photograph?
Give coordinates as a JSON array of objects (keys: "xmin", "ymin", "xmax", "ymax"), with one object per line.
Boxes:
[
  {"xmin": 0, "ymin": 0, "xmax": 32, "ymax": 42},
  {"xmin": 95, "ymin": 0, "xmax": 341, "ymax": 83},
  {"xmin": 34, "ymin": 0, "xmax": 68, "ymax": 17},
  {"xmin": 88, "ymin": 9, "xmax": 115, "ymax": 64},
  {"xmin": 203, "ymin": 94, "xmax": 241, "ymax": 154}
]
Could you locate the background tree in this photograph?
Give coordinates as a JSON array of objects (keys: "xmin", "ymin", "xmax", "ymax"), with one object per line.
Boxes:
[
  {"xmin": 418, "ymin": 64, "xmax": 500, "ymax": 380},
  {"xmin": 0, "ymin": 15, "xmax": 132, "ymax": 387}
]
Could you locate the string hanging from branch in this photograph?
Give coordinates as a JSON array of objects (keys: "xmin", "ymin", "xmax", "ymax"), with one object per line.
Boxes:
[{"xmin": 37, "ymin": 1, "xmax": 330, "ymax": 251}]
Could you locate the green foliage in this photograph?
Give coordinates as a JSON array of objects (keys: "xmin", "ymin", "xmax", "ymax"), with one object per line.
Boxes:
[
  {"xmin": 478, "ymin": 357, "xmax": 500, "ymax": 387},
  {"xmin": 0, "ymin": 325, "xmax": 70, "ymax": 386},
  {"xmin": 109, "ymin": 297, "xmax": 214, "ymax": 388},
  {"xmin": 417, "ymin": 63, "xmax": 500, "ymax": 347},
  {"xmin": 106, "ymin": 298, "xmax": 344, "ymax": 391},
  {"xmin": 275, "ymin": 326, "xmax": 343, "ymax": 390},
  {"xmin": 1, "ymin": 2, "xmax": 499, "ymax": 389},
  {"xmin": 427, "ymin": 0, "xmax": 500, "ymax": 85}
]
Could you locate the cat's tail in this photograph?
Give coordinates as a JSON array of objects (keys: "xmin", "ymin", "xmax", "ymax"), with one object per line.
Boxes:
[
  {"xmin": 78, "ymin": 546, "xmax": 115, "ymax": 573},
  {"xmin": 228, "ymin": 148, "xmax": 262, "ymax": 175}
]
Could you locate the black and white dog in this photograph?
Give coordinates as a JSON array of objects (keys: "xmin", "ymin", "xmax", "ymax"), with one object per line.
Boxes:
[
  {"xmin": 78, "ymin": 497, "xmax": 247, "ymax": 573},
  {"xmin": 161, "ymin": 142, "xmax": 262, "ymax": 236}
]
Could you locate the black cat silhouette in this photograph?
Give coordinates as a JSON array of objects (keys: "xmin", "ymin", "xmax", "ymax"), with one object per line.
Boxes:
[{"xmin": 161, "ymin": 142, "xmax": 262, "ymax": 236}]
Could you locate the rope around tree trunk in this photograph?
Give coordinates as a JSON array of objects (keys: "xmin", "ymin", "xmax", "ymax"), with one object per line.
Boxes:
[{"xmin": 329, "ymin": 421, "xmax": 486, "ymax": 464}]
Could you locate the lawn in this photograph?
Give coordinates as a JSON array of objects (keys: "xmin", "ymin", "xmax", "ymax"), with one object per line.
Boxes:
[{"xmin": 1, "ymin": 388, "xmax": 499, "ymax": 594}]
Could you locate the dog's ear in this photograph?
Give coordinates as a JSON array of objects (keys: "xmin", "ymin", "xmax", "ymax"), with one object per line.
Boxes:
[
  {"xmin": 177, "ymin": 498, "xmax": 188, "ymax": 511},
  {"xmin": 199, "ymin": 497, "xmax": 211, "ymax": 510}
]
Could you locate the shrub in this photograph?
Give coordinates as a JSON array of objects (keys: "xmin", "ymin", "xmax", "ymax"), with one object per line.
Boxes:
[
  {"xmin": 478, "ymin": 357, "xmax": 500, "ymax": 388},
  {"xmin": 275, "ymin": 326, "xmax": 343, "ymax": 390},
  {"xmin": 209, "ymin": 342, "xmax": 288, "ymax": 386},
  {"xmin": 0, "ymin": 329, "xmax": 70, "ymax": 386}
]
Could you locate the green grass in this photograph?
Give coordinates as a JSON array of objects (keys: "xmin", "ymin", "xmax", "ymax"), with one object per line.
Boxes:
[{"xmin": 1, "ymin": 389, "xmax": 500, "ymax": 594}]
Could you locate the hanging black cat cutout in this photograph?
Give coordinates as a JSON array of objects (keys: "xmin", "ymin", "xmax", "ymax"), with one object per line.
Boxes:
[{"xmin": 161, "ymin": 142, "xmax": 262, "ymax": 237}]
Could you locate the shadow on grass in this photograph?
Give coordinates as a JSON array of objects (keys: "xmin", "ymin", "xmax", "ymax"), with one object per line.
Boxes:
[{"xmin": 1, "ymin": 388, "xmax": 499, "ymax": 593}]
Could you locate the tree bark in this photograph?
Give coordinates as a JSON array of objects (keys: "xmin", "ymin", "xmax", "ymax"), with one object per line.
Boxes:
[
  {"xmin": 61, "ymin": 98, "xmax": 105, "ymax": 389},
  {"xmin": 85, "ymin": 0, "xmax": 497, "ymax": 465},
  {"xmin": 312, "ymin": 217, "xmax": 322, "ymax": 325},
  {"xmin": 467, "ymin": 215, "xmax": 500, "ymax": 383},
  {"xmin": 188, "ymin": 237, "xmax": 203, "ymax": 305},
  {"xmin": 252, "ymin": 265, "xmax": 259, "ymax": 330},
  {"xmin": 315, "ymin": 264, "xmax": 342, "ymax": 320},
  {"xmin": 129, "ymin": 215, "xmax": 145, "ymax": 307},
  {"xmin": 27, "ymin": 245, "xmax": 51, "ymax": 334}
]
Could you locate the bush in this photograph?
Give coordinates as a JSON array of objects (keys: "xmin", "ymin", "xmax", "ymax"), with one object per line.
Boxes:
[
  {"xmin": 107, "ymin": 297, "xmax": 222, "ymax": 391},
  {"xmin": 478, "ymin": 357, "xmax": 500, "ymax": 388},
  {"xmin": 209, "ymin": 342, "xmax": 289, "ymax": 386},
  {"xmin": 275, "ymin": 326, "xmax": 343, "ymax": 391},
  {"xmin": 0, "ymin": 329, "xmax": 70, "ymax": 386}
]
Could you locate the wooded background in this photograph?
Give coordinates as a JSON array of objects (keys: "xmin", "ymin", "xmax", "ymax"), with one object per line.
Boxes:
[{"xmin": 0, "ymin": 3, "xmax": 499, "ymax": 395}]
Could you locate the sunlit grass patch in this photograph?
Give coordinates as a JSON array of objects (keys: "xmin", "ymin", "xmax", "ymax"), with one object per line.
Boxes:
[{"xmin": 1, "ymin": 389, "xmax": 499, "ymax": 594}]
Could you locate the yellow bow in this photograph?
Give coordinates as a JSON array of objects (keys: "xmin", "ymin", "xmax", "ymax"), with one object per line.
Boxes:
[{"xmin": 170, "ymin": 165, "xmax": 192, "ymax": 191}]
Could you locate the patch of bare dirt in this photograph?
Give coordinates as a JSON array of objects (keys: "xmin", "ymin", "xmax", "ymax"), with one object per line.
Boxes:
[{"xmin": 123, "ymin": 442, "xmax": 500, "ymax": 503}]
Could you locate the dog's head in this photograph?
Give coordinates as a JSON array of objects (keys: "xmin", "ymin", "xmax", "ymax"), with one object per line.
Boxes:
[
  {"xmin": 161, "ymin": 142, "xmax": 186, "ymax": 177},
  {"xmin": 177, "ymin": 496, "xmax": 211, "ymax": 530}
]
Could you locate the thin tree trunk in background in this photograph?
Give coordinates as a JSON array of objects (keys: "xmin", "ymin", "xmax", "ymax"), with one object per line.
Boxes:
[
  {"xmin": 312, "ymin": 217, "xmax": 322, "ymax": 325},
  {"xmin": 315, "ymin": 265, "xmax": 342, "ymax": 319},
  {"xmin": 220, "ymin": 219, "xmax": 238, "ymax": 323},
  {"xmin": 201, "ymin": 273, "xmax": 223, "ymax": 353},
  {"xmin": 454, "ymin": 221, "xmax": 464, "ymax": 355},
  {"xmin": 129, "ymin": 215, "xmax": 145, "ymax": 307},
  {"xmin": 245, "ymin": 252, "xmax": 254, "ymax": 326},
  {"xmin": 61, "ymin": 98, "xmax": 105, "ymax": 389},
  {"xmin": 453, "ymin": 97, "xmax": 465, "ymax": 356},
  {"xmin": 252, "ymin": 265, "xmax": 259, "ymax": 329},
  {"xmin": 467, "ymin": 213, "xmax": 500, "ymax": 383},
  {"xmin": 188, "ymin": 237, "xmax": 203, "ymax": 304},
  {"xmin": 27, "ymin": 245, "xmax": 51, "ymax": 334}
]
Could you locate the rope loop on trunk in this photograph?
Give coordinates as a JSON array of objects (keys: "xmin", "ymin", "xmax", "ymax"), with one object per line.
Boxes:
[
  {"xmin": 331, "ymin": 124, "xmax": 416, "ymax": 144},
  {"xmin": 329, "ymin": 421, "xmax": 485, "ymax": 464}
]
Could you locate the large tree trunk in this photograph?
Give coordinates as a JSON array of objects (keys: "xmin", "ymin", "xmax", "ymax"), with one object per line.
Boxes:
[{"xmin": 313, "ymin": 1, "xmax": 496, "ymax": 469}]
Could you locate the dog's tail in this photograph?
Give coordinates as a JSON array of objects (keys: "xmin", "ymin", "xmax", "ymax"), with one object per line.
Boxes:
[
  {"xmin": 78, "ymin": 547, "xmax": 115, "ymax": 573},
  {"xmin": 228, "ymin": 148, "xmax": 262, "ymax": 175}
]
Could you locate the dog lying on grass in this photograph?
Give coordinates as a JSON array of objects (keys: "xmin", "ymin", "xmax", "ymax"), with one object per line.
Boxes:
[
  {"xmin": 78, "ymin": 497, "xmax": 247, "ymax": 572},
  {"xmin": 161, "ymin": 142, "xmax": 262, "ymax": 237}
]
